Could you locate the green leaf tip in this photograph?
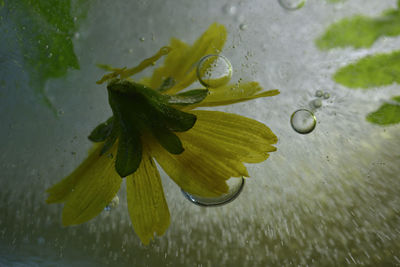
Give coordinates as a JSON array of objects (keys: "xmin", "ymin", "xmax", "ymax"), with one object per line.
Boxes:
[
  {"xmin": 316, "ymin": 8, "xmax": 400, "ymax": 50},
  {"xmin": 367, "ymin": 96, "xmax": 400, "ymax": 126},
  {"xmin": 333, "ymin": 50, "xmax": 400, "ymax": 89}
]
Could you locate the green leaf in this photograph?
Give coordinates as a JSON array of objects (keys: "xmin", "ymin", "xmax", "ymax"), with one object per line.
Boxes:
[
  {"xmin": 88, "ymin": 117, "xmax": 114, "ymax": 142},
  {"xmin": 107, "ymin": 79, "xmax": 197, "ymax": 132},
  {"xmin": 115, "ymin": 126, "xmax": 142, "ymax": 177},
  {"xmin": 167, "ymin": 89, "xmax": 209, "ymax": 106},
  {"xmin": 367, "ymin": 96, "xmax": 400, "ymax": 125},
  {"xmin": 5, "ymin": 0, "xmax": 91, "ymax": 113},
  {"xmin": 151, "ymin": 126, "xmax": 184, "ymax": 155},
  {"xmin": 316, "ymin": 8, "xmax": 400, "ymax": 50},
  {"xmin": 334, "ymin": 50, "xmax": 400, "ymax": 89},
  {"xmin": 100, "ymin": 121, "xmax": 119, "ymax": 156}
]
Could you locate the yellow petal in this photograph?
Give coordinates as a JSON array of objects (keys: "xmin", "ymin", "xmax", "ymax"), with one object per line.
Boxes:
[
  {"xmin": 150, "ymin": 139, "xmax": 230, "ymax": 198},
  {"xmin": 150, "ymin": 23, "xmax": 227, "ymax": 94},
  {"xmin": 126, "ymin": 148, "xmax": 170, "ymax": 245},
  {"xmin": 188, "ymin": 82, "xmax": 280, "ymax": 108},
  {"xmin": 59, "ymin": 144, "xmax": 122, "ymax": 226},
  {"xmin": 186, "ymin": 110, "xmax": 278, "ymax": 163}
]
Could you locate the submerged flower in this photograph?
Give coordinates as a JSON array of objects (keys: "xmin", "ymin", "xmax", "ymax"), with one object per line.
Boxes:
[{"xmin": 46, "ymin": 23, "xmax": 279, "ymax": 244}]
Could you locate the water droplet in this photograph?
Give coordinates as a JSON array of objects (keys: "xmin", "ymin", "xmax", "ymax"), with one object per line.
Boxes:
[
  {"xmin": 128, "ymin": 48, "xmax": 133, "ymax": 53},
  {"xmin": 323, "ymin": 92, "xmax": 330, "ymax": 99},
  {"xmin": 239, "ymin": 23, "xmax": 247, "ymax": 30},
  {"xmin": 312, "ymin": 99, "xmax": 322, "ymax": 108},
  {"xmin": 197, "ymin": 55, "xmax": 232, "ymax": 88},
  {"xmin": 223, "ymin": 3, "xmax": 237, "ymax": 15},
  {"xmin": 74, "ymin": 32, "xmax": 80, "ymax": 39},
  {"xmin": 290, "ymin": 109, "xmax": 316, "ymax": 134},
  {"xmin": 45, "ymin": 45, "xmax": 49, "ymax": 49},
  {"xmin": 278, "ymin": 0, "xmax": 306, "ymax": 10},
  {"xmin": 315, "ymin": 90, "xmax": 323, "ymax": 97},
  {"xmin": 57, "ymin": 109, "xmax": 64, "ymax": 115},
  {"xmin": 48, "ymin": 53, "xmax": 53, "ymax": 58},
  {"xmin": 139, "ymin": 37, "xmax": 145, "ymax": 42},
  {"xmin": 104, "ymin": 195, "xmax": 119, "ymax": 211},
  {"xmin": 73, "ymin": 16, "xmax": 77, "ymax": 22},
  {"xmin": 182, "ymin": 177, "xmax": 245, "ymax": 207}
]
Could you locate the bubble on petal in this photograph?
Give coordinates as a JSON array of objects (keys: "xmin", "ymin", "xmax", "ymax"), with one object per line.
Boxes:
[
  {"xmin": 290, "ymin": 109, "xmax": 316, "ymax": 134},
  {"xmin": 278, "ymin": 0, "xmax": 306, "ymax": 10},
  {"xmin": 197, "ymin": 55, "xmax": 232, "ymax": 88},
  {"xmin": 181, "ymin": 177, "xmax": 245, "ymax": 207}
]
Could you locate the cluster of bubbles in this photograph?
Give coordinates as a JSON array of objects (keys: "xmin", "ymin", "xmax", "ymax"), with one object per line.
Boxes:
[
  {"xmin": 290, "ymin": 90, "xmax": 331, "ymax": 134},
  {"xmin": 181, "ymin": 177, "xmax": 245, "ymax": 206}
]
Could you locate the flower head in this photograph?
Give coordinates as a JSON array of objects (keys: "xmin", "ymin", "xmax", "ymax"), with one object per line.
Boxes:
[{"xmin": 46, "ymin": 23, "xmax": 279, "ymax": 245}]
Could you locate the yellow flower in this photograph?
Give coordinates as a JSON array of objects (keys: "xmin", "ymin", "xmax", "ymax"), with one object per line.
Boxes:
[{"xmin": 46, "ymin": 23, "xmax": 279, "ymax": 245}]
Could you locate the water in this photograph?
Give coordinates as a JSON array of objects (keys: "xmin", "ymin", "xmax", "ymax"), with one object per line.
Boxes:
[{"xmin": 1, "ymin": 0, "xmax": 400, "ymax": 266}]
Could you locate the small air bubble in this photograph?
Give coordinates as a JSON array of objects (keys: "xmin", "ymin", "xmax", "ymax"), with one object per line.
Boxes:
[
  {"xmin": 278, "ymin": 0, "xmax": 306, "ymax": 10},
  {"xmin": 48, "ymin": 53, "xmax": 53, "ymax": 58},
  {"xmin": 182, "ymin": 177, "xmax": 245, "ymax": 207},
  {"xmin": 312, "ymin": 99, "xmax": 322, "ymax": 108},
  {"xmin": 239, "ymin": 23, "xmax": 247, "ymax": 30},
  {"xmin": 139, "ymin": 37, "xmax": 145, "ymax": 42},
  {"xmin": 290, "ymin": 109, "xmax": 316, "ymax": 134},
  {"xmin": 323, "ymin": 92, "xmax": 330, "ymax": 99},
  {"xmin": 315, "ymin": 90, "xmax": 323, "ymax": 97},
  {"xmin": 197, "ymin": 54, "xmax": 232, "ymax": 88},
  {"xmin": 223, "ymin": 3, "xmax": 237, "ymax": 15}
]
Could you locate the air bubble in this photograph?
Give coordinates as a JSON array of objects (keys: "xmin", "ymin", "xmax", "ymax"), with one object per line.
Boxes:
[
  {"xmin": 290, "ymin": 109, "xmax": 316, "ymax": 134},
  {"xmin": 239, "ymin": 24, "xmax": 247, "ymax": 30},
  {"xmin": 323, "ymin": 92, "xmax": 330, "ymax": 99},
  {"xmin": 139, "ymin": 37, "xmax": 145, "ymax": 42},
  {"xmin": 182, "ymin": 177, "xmax": 245, "ymax": 207},
  {"xmin": 197, "ymin": 55, "xmax": 232, "ymax": 88},
  {"xmin": 315, "ymin": 90, "xmax": 323, "ymax": 97},
  {"xmin": 223, "ymin": 3, "xmax": 237, "ymax": 15},
  {"xmin": 312, "ymin": 99, "xmax": 322, "ymax": 108},
  {"xmin": 104, "ymin": 195, "xmax": 119, "ymax": 211},
  {"xmin": 278, "ymin": 0, "xmax": 306, "ymax": 10}
]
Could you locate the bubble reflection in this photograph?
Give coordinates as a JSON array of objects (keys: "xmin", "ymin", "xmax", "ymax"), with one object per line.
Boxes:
[{"xmin": 182, "ymin": 177, "xmax": 245, "ymax": 207}]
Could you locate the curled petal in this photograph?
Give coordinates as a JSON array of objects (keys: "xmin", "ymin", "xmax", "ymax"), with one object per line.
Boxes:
[{"xmin": 189, "ymin": 82, "xmax": 280, "ymax": 108}]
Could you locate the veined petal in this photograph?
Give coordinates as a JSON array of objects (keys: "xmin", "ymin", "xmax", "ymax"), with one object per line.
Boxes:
[
  {"xmin": 185, "ymin": 110, "xmax": 278, "ymax": 163},
  {"xmin": 150, "ymin": 139, "xmax": 230, "ymax": 198},
  {"xmin": 126, "ymin": 148, "xmax": 170, "ymax": 245},
  {"xmin": 150, "ymin": 23, "xmax": 227, "ymax": 94},
  {"xmin": 60, "ymin": 144, "xmax": 122, "ymax": 226},
  {"xmin": 189, "ymin": 82, "xmax": 280, "ymax": 108}
]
